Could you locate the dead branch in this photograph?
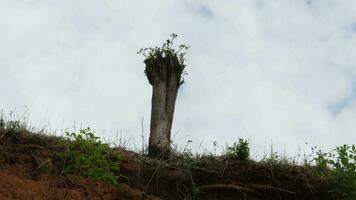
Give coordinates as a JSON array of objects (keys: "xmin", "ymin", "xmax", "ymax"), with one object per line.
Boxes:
[
  {"xmin": 37, "ymin": 159, "xmax": 51, "ymax": 169},
  {"xmin": 18, "ymin": 144, "xmax": 45, "ymax": 149}
]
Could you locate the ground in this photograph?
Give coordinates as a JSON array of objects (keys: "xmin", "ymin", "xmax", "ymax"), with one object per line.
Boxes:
[{"xmin": 0, "ymin": 127, "xmax": 333, "ymax": 200}]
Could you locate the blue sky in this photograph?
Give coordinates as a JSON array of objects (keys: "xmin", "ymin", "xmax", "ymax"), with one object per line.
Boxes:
[
  {"xmin": 1, "ymin": 0, "xmax": 356, "ymax": 157},
  {"xmin": 328, "ymin": 82, "xmax": 356, "ymax": 115}
]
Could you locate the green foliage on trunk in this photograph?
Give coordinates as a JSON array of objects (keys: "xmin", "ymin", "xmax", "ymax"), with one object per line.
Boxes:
[{"xmin": 138, "ymin": 33, "xmax": 189, "ymax": 86}]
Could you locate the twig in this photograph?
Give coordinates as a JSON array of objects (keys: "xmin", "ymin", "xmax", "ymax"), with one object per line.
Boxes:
[
  {"xmin": 0, "ymin": 132, "xmax": 6, "ymax": 139},
  {"xmin": 190, "ymin": 167, "xmax": 216, "ymax": 174},
  {"xmin": 304, "ymin": 174, "xmax": 316, "ymax": 200},
  {"xmin": 18, "ymin": 144, "xmax": 45, "ymax": 149},
  {"xmin": 182, "ymin": 183, "xmax": 193, "ymax": 200},
  {"xmin": 250, "ymin": 184, "xmax": 296, "ymax": 194},
  {"xmin": 140, "ymin": 116, "xmax": 145, "ymax": 155},
  {"xmin": 37, "ymin": 159, "xmax": 51, "ymax": 169},
  {"xmin": 199, "ymin": 184, "xmax": 258, "ymax": 194},
  {"xmin": 221, "ymin": 159, "xmax": 229, "ymax": 177},
  {"xmin": 144, "ymin": 163, "xmax": 162, "ymax": 191},
  {"xmin": 30, "ymin": 150, "xmax": 39, "ymax": 166}
]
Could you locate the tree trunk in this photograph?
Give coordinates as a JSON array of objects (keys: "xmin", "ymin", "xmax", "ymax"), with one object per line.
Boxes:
[{"xmin": 147, "ymin": 58, "xmax": 180, "ymax": 158}]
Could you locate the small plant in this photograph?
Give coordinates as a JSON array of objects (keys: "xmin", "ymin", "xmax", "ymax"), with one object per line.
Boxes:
[
  {"xmin": 314, "ymin": 149, "xmax": 329, "ymax": 171},
  {"xmin": 59, "ymin": 128, "xmax": 121, "ymax": 184},
  {"xmin": 313, "ymin": 144, "xmax": 356, "ymax": 199},
  {"xmin": 261, "ymin": 144, "xmax": 280, "ymax": 165},
  {"xmin": 180, "ymin": 149, "xmax": 195, "ymax": 166},
  {"xmin": 261, "ymin": 151, "xmax": 280, "ymax": 165},
  {"xmin": 226, "ymin": 138, "xmax": 250, "ymax": 161},
  {"xmin": 6, "ymin": 120, "xmax": 22, "ymax": 130},
  {"xmin": 0, "ymin": 119, "xmax": 27, "ymax": 140},
  {"xmin": 172, "ymin": 140, "xmax": 196, "ymax": 167}
]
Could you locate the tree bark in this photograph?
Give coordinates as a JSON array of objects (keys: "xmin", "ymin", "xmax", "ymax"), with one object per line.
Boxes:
[{"xmin": 146, "ymin": 56, "xmax": 181, "ymax": 158}]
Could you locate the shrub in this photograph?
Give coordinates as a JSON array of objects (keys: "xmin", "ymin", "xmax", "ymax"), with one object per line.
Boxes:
[
  {"xmin": 314, "ymin": 144, "xmax": 356, "ymax": 199},
  {"xmin": 328, "ymin": 145, "xmax": 356, "ymax": 199},
  {"xmin": 226, "ymin": 138, "xmax": 250, "ymax": 161},
  {"xmin": 59, "ymin": 128, "xmax": 121, "ymax": 184}
]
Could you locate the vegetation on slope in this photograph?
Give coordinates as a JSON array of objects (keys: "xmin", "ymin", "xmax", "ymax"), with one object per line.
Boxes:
[{"xmin": 0, "ymin": 117, "xmax": 355, "ymax": 200}]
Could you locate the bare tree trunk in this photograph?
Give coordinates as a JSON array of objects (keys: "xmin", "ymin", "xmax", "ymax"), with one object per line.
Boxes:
[
  {"xmin": 140, "ymin": 34, "xmax": 188, "ymax": 158},
  {"xmin": 148, "ymin": 65, "xmax": 179, "ymax": 158}
]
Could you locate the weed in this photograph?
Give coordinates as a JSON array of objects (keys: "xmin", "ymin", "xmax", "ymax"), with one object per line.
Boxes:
[
  {"xmin": 6, "ymin": 120, "xmax": 22, "ymax": 130},
  {"xmin": 180, "ymin": 149, "xmax": 194, "ymax": 165},
  {"xmin": 226, "ymin": 138, "xmax": 250, "ymax": 161},
  {"xmin": 261, "ymin": 151, "xmax": 280, "ymax": 165},
  {"xmin": 171, "ymin": 140, "xmax": 196, "ymax": 167},
  {"xmin": 314, "ymin": 149, "xmax": 329, "ymax": 172},
  {"xmin": 59, "ymin": 128, "xmax": 121, "ymax": 185},
  {"xmin": 0, "ymin": 115, "xmax": 4, "ymax": 131}
]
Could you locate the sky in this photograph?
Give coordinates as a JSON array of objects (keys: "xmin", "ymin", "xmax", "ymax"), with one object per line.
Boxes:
[{"xmin": 1, "ymin": 0, "xmax": 356, "ymax": 158}]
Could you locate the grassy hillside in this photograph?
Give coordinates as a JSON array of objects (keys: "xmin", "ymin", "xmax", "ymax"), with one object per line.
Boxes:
[{"xmin": 0, "ymin": 119, "xmax": 354, "ymax": 200}]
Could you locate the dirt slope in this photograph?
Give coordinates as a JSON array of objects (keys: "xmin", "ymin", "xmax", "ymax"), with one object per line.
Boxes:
[{"xmin": 0, "ymin": 129, "xmax": 332, "ymax": 200}]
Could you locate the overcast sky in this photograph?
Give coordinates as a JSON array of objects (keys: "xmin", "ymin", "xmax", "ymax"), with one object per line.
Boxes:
[{"xmin": 1, "ymin": 0, "xmax": 356, "ymax": 157}]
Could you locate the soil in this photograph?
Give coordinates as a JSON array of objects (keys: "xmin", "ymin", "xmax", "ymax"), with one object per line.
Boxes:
[{"xmin": 0, "ymin": 128, "xmax": 333, "ymax": 200}]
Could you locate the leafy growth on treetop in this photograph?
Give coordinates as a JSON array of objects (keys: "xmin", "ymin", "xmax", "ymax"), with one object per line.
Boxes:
[{"xmin": 137, "ymin": 33, "xmax": 190, "ymax": 86}]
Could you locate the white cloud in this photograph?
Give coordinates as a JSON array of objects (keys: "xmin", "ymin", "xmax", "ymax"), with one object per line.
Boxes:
[{"xmin": 1, "ymin": 0, "xmax": 356, "ymax": 156}]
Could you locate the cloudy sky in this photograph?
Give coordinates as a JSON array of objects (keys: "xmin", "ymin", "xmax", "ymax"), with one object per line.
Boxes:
[{"xmin": 1, "ymin": 0, "xmax": 356, "ymax": 157}]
